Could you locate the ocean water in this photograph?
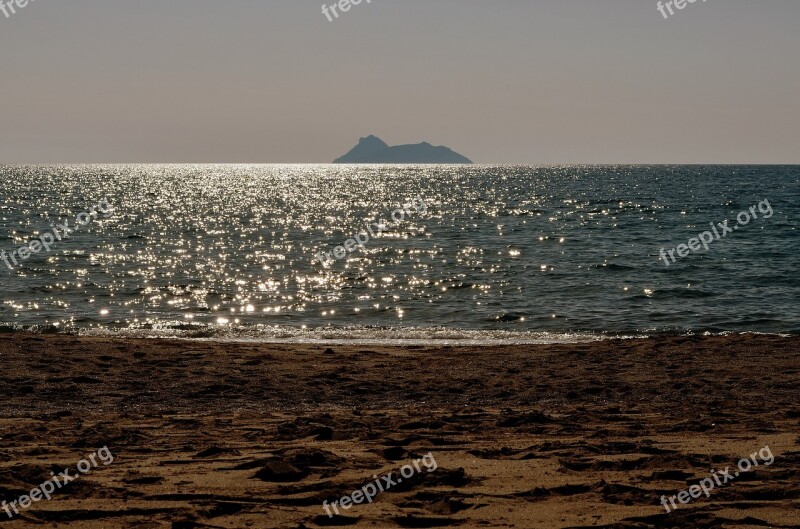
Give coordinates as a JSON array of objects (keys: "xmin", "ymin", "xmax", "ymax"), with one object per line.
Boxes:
[{"xmin": 0, "ymin": 164, "xmax": 797, "ymax": 343}]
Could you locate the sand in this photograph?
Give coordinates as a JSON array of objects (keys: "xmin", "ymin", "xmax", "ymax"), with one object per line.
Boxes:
[{"xmin": 0, "ymin": 333, "xmax": 798, "ymax": 528}]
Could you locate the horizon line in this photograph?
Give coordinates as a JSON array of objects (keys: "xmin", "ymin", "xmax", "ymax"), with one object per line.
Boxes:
[{"xmin": 2, "ymin": 162, "xmax": 800, "ymax": 166}]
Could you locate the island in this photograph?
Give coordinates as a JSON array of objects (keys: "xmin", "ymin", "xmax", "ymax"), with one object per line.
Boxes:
[{"xmin": 333, "ymin": 135, "xmax": 473, "ymax": 164}]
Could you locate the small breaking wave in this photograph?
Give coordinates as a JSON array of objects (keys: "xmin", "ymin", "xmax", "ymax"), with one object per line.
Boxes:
[{"xmin": 71, "ymin": 322, "xmax": 619, "ymax": 345}]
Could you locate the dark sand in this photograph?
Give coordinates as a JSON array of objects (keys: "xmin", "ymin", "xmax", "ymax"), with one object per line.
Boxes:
[{"xmin": 0, "ymin": 334, "xmax": 799, "ymax": 528}]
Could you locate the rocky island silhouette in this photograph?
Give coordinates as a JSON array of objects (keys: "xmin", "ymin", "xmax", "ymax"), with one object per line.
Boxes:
[{"xmin": 334, "ymin": 135, "xmax": 473, "ymax": 164}]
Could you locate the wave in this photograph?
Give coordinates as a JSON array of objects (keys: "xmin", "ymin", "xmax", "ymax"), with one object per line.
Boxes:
[
  {"xmin": 74, "ymin": 324, "xmax": 621, "ymax": 345},
  {"xmin": 2, "ymin": 322, "xmax": 792, "ymax": 344}
]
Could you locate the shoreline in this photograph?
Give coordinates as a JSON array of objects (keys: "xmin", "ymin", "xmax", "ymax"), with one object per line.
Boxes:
[
  {"xmin": 5, "ymin": 327, "xmax": 797, "ymax": 347},
  {"xmin": 1, "ymin": 333, "xmax": 798, "ymax": 527}
]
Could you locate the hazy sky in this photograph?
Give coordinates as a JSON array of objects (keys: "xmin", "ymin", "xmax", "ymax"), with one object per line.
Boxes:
[{"xmin": 0, "ymin": 0, "xmax": 798, "ymax": 163}]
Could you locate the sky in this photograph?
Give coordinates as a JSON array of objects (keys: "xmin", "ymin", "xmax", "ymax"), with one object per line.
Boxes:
[{"xmin": 0, "ymin": 0, "xmax": 798, "ymax": 164}]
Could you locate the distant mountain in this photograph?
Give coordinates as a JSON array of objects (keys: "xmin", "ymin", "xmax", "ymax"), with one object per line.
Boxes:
[
  {"xmin": 334, "ymin": 136, "xmax": 473, "ymax": 164},
  {"xmin": 333, "ymin": 135, "xmax": 389, "ymax": 163}
]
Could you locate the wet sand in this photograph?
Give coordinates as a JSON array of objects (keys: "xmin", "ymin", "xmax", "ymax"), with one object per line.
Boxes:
[{"xmin": 0, "ymin": 333, "xmax": 799, "ymax": 528}]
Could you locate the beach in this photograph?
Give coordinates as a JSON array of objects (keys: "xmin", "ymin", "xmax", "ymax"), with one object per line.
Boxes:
[{"xmin": 1, "ymin": 333, "xmax": 798, "ymax": 528}]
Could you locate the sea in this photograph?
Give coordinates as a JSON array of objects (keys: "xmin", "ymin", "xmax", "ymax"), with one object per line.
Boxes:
[{"xmin": 0, "ymin": 164, "xmax": 797, "ymax": 344}]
